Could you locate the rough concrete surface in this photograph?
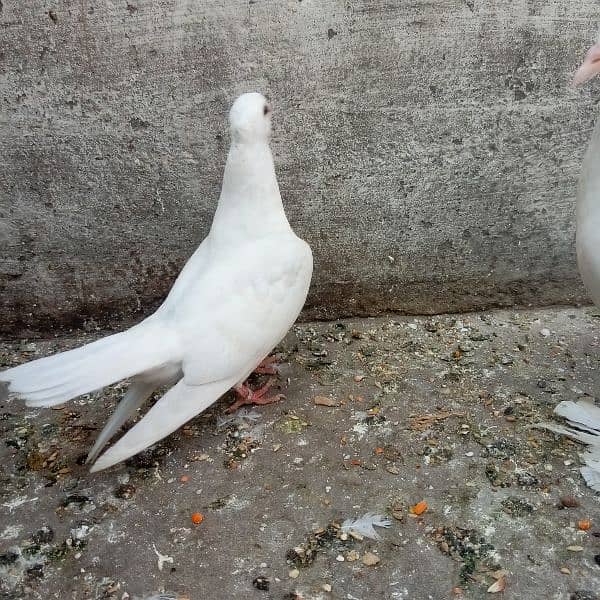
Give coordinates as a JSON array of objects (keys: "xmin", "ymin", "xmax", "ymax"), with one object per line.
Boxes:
[
  {"xmin": 1, "ymin": 1, "xmax": 600, "ymax": 334},
  {"xmin": 1, "ymin": 306, "xmax": 600, "ymax": 599}
]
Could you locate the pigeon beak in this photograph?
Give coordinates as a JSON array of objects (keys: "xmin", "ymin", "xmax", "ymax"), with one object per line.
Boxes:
[{"xmin": 572, "ymin": 42, "xmax": 600, "ymax": 86}]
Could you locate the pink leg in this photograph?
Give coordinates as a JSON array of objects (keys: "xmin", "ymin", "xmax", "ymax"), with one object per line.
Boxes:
[
  {"xmin": 226, "ymin": 379, "xmax": 285, "ymax": 413},
  {"xmin": 254, "ymin": 355, "xmax": 281, "ymax": 375}
]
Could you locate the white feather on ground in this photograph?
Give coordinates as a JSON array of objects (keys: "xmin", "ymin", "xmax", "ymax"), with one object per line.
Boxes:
[
  {"xmin": 535, "ymin": 399, "xmax": 600, "ymax": 491},
  {"xmin": 340, "ymin": 512, "xmax": 392, "ymax": 540}
]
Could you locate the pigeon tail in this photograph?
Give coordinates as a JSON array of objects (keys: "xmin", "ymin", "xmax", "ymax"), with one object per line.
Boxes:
[
  {"xmin": 90, "ymin": 377, "xmax": 237, "ymax": 471},
  {"xmin": 0, "ymin": 321, "xmax": 179, "ymax": 408}
]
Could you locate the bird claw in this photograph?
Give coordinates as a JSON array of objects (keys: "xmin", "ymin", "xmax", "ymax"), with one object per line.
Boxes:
[
  {"xmin": 226, "ymin": 379, "xmax": 285, "ymax": 413},
  {"xmin": 254, "ymin": 365, "xmax": 279, "ymax": 375},
  {"xmin": 253, "ymin": 355, "xmax": 282, "ymax": 376}
]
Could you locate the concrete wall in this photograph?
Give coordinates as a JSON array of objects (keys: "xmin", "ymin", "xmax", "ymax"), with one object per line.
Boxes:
[{"xmin": 0, "ymin": 0, "xmax": 598, "ymax": 335}]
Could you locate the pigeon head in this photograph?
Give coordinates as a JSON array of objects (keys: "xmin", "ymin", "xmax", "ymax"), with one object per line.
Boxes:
[
  {"xmin": 573, "ymin": 34, "xmax": 600, "ymax": 86},
  {"xmin": 229, "ymin": 92, "xmax": 272, "ymax": 143}
]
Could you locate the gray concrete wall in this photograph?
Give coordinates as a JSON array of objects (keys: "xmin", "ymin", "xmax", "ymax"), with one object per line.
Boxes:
[{"xmin": 0, "ymin": 0, "xmax": 598, "ymax": 335}]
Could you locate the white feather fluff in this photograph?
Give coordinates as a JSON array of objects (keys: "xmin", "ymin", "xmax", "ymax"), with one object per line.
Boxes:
[{"xmin": 340, "ymin": 512, "xmax": 392, "ymax": 540}]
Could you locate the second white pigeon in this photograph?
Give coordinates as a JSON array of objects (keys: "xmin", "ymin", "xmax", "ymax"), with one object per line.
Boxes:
[
  {"xmin": 573, "ymin": 36, "xmax": 600, "ymax": 305},
  {"xmin": 536, "ymin": 38, "xmax": 600, "ymax": 492},
  {"xmin": 0, "ymin": 92, "xmax": 313, "ymax": 472}
]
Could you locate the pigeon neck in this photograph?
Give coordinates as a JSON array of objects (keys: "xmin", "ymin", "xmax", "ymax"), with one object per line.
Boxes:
[{"xmin": 210, "ymin": 140, "xmax": 291, "ymax": 241}]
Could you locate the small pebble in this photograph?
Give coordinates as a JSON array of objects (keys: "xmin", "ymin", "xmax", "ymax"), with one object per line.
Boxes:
[
  {"xmin": 288, "ymin": 569, "xmax": 299, "ymax": 579},
  {"xmin": 560, "ymin": 496, "xmax": 580, "ymax": 508},
  {"xmin": 32, "ymin": 526, "xmax": 54, "ymax": 544},
  {"xmin": 570, "ymin": 592, "xmax": 599, "ymax": 600},
  {"xmin": 114, "ymin": 483, "xmax": 135, "ymax": 500},
  {"xmin": 252, "ymin": 577, "xmax": 269, "ymax": 592},
  {"xmin": 362, "ymin": 552, "xmax": 380, "ymax": 566}
]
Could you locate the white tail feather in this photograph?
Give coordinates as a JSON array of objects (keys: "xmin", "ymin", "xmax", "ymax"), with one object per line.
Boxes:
[
  {"xmin": 85, "ymin": 379, "xmax": 159, "ymax": 465},
  {"xmin": 0, "ymin": 321, "xmax": 179, "ymax": 407},
  {"xmin": 90, "ymin": 377, "xmax": 236, "ymax": 472}
]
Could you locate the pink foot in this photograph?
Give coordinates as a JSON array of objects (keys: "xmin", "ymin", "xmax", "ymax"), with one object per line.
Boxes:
[
  {"xmin": 226, "ymin": 379, "xmax": 285, "ymax": 413},
  {"xmin": 254, "ymin": 355, "xmax": 281, "ymax": 376}
]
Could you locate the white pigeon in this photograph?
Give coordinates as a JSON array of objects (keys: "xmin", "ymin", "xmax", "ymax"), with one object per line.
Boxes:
[
  {"xmin": 535, "ymin": 38, "xmax": 600, "ymax": 491},
  {"xmin": 0, "ymin": 92, "xmax": 313, "ymax": 472},
  {"xmin": 573, "ymin": 35, "xmax": 600, "ymax": 305}
]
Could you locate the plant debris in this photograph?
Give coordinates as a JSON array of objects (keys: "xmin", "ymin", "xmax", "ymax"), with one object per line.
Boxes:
[
  {"xmin": 500, "ymin": 497, "xmax": 534, "ymax": 517},
  {"xmin": 313, "ymin": 396, "xmax": 339, "ymax": 407},
  {"xmin": 252, "ymin": 576, "xmax": 270, "ymax": 591},
  {"xmin": 410, "ymin": 411, "xmax": 465, "ymax": 432},
  {"xmin": 487, "ymin": 574, "xmax": 506, "ymax": 593},
  {"xmin": 430, "ymin": 525, "xmax": 500, "ymax": 585},
  {"xmin": 278, "ymin": 415, "xmax": 309, "ymax": 434}
]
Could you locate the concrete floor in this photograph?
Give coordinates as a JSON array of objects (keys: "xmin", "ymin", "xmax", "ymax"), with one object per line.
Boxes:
[{"xmin": 1, "ymin": 307, "xmax": 599, "ymax": 600}]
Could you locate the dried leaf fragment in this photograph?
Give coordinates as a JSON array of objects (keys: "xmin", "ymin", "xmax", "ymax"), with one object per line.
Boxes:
[
  {"xmin": 410, "ymin": 411, "xmax": 465, "ymax": 432},
  {"xmin": 487, "ymin": 576, "xmax": 506, "ymax": 593},
  {"xmin": 313, "ymin": 396, "xmax": 338, "ymax": 407}
]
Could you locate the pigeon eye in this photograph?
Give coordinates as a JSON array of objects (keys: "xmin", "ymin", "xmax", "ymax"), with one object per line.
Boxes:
[{"xmin": 263, "ymin": 104, "xmax": 270, "ymax": 115}]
